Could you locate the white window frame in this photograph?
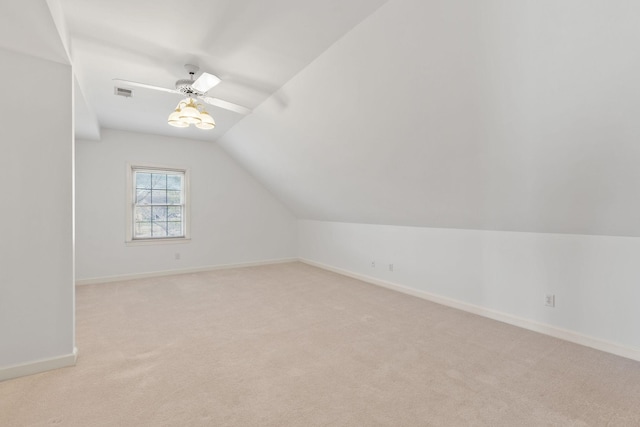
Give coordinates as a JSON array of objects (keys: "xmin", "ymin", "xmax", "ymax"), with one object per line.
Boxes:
[{"xmin": 125, "ymin": 163, "xmax": 191, "ymax": 246}]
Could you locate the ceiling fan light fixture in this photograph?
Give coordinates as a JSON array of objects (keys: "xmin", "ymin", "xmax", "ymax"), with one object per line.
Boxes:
[
  {"xmin": 195, "ymin": 111, "xmax": 216, "ymax": 130},
  {"xmin": 117, "ymin": 64, "xmax": 251, "ymax": 132},
  {"xmin": 167, "ymin": 98, "xmax": 215, "ymax": 130}
]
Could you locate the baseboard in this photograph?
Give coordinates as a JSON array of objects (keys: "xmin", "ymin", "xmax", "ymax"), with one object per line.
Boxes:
[
  {"xmin": 299, "ymin": 258, "xmax": 640, "ymax": 363},
  {"xmin": 0, "ymin": 347, "xmax": 78, "ymax": 382},
  {"xmin": 75, "ymin": 258, "xmax": 298, "ymax": 286}
]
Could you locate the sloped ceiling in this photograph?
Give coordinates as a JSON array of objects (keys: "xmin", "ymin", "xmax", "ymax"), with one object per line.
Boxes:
[{"xmin": 219, "ymin": 0, "xmax": 640, "ymax": 237}]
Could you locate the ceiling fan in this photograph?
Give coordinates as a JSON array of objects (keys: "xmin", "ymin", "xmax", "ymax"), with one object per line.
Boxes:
[{"xmin": 113, "ymin": 64, "xmax": 252, "ymax": 116}]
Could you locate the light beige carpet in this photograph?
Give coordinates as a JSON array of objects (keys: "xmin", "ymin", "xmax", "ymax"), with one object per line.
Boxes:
[{"xmin": 1, "ymin": 262, "xmax": 640, "ymax": 426}]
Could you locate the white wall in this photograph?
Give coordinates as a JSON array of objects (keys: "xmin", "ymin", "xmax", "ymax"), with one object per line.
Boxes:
[
  {"xmin": 75, "ymin": 129, "xmax": 297, "ymax": 281},
  {"xmin": 0, "ymin": 48, "xmax": 75, "ymax": 373},
  {"xmin": 299, "ymin": 220, "xmax": 640, "ymax": 359}
]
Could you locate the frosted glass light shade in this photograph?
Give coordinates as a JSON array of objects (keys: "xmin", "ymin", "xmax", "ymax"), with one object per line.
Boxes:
[
  {"xmin": 196, "ymin": 111, "xmax": 216, "ymax": 130},
  {"xmin": 179, "ymin": 104, "xmax": 202, "ymax": 124},
  {"xmin": 168, "ymin": 110, "xmax": 188, "ymax": 127}
]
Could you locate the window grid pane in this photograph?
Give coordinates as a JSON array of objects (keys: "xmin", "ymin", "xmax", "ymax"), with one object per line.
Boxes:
[
  {"xmin": 151, "ymin": 173, "xmax": 167, "ymax": 189},
  {"xmin": 151, "ymin": 189, "xmax": 167, "ymax": 204},
  {"xmin": 135, "ymin": 173, "xmax": 151, "ymax": 189}
]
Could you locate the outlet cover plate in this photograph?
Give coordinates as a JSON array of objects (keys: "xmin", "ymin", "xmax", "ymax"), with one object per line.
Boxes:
[{"xmin": 545, "ymin": 294, "xmax": 555, "ymax": 307}]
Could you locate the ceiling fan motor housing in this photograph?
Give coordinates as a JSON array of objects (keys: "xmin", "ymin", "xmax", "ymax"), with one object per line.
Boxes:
[{"xmin": 175, "ymin": 79, "xmax": 204, "ymax": 96}]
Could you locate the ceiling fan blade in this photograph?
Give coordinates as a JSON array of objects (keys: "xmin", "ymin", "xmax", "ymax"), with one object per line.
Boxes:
[
  {"xmin": 113, "ymin": 79, "xmax": 179, "ymax": 95},
  {"xmin": 201, "ymin": 97, "xmax": 251, "ymax": 115},
  {"xmin": 191, "ymin": 72, "xmax": 221, "ymax": 93}
]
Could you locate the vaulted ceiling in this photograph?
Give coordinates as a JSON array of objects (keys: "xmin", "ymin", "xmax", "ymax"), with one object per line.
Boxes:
[
  {"xmin": 219, "ymin": 0, "xmax": 640, "ymax": 237},
  {"xmin": 5, "ymin": 0, "xmax": 640, "ymax": 237}
]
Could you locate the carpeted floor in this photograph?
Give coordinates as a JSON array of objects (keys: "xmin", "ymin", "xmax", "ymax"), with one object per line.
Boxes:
[{"xmin": 1, "ymin": 262, "xmax": 640, "ymax": 426}]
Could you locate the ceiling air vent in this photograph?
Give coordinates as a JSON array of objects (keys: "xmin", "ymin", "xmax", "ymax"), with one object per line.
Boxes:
[{"xmin": 114, "ymin": 87, "xmax": 133, "ymax": 98}]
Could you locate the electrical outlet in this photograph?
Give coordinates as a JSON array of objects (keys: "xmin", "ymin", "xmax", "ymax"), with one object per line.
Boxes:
[
  {"xmin": 545, "ymin": 294, "xmax": 555, "ymax": 307},
  {"xmin": 371, "ymin": 261, "xmax": 375, "ymax": 268},
  {"xmin": 175, "ymin": 253, "xmax": 181, "ymax": 260},
  {"xmin": 388, "ymin": 263, "xmax": 394, "ymax": 272}
]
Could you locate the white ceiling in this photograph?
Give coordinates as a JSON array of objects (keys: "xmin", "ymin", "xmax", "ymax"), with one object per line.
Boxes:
[
  {"xmin": 54, "ymin": 0, "xmax": 388, "ymax": 141},
  {"xmin": 4, "ymin": 0, "xmax": 640, "ymax": 237}
]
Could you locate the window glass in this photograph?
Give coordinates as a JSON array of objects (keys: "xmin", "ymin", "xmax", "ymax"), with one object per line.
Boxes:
[{"xmin": 131, "ymin": 168, "xmax": 186, "ymax": 240}]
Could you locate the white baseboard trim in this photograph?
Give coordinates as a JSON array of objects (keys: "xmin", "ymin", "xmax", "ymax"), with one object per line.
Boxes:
[
  {"xmin": 0, "ymin": 347, "xmax": 78, "ymax": 382},
  {"xmin": 300, "ymin": 258, "xmax": 640, "ymax": 363},
  {"xmin": 75, "ymin": 258, "xmax": 298, "ymax": 286}
]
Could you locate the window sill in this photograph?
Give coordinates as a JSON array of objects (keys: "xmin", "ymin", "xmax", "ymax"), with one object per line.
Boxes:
[{"xmin": 125, "ymin": 237, "xmax": 191, "ymax": 247}]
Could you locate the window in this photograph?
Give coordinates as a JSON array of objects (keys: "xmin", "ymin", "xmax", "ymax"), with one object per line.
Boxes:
[{"xmin": 126, "ymin": 165, "xmax": 190, "ymax": 243}]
